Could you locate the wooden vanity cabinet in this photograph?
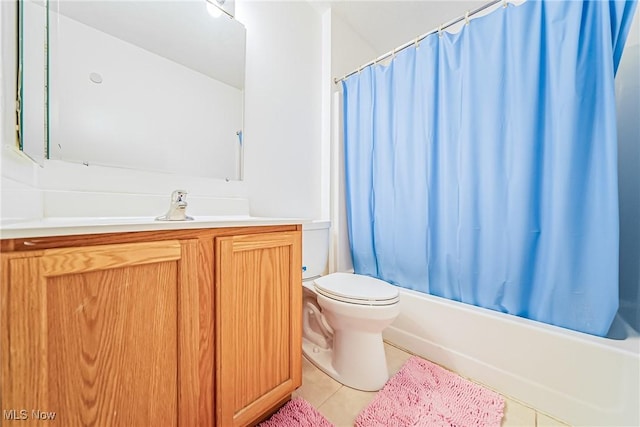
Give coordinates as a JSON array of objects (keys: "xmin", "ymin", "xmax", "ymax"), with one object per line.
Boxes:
[
  {"xmin": 215, "ymin": 232, "xmax": 302, "ymax": 427},
  {"xmin": 1, "ymin": 239, "xmax": 200, "ymax": 426},
  {"xmin": 0, "ymin": 225, "xmax": 302, "ymax": 427}
]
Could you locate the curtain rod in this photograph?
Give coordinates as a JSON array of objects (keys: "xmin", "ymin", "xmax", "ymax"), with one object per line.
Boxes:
[{"xmin": 333, "ymin": 0, "xmax": 506, "ymax": 84}]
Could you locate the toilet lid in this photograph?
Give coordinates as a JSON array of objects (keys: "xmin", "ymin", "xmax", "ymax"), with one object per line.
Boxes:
[{"xmin": 313, "ymin": 273, "xmax": 399, "ymax": 306}]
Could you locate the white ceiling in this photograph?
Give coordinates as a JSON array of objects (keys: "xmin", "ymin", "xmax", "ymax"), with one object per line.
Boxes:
[{"xmin": 328, "ymin": 0, "xmax": 489, "ymax": 56}]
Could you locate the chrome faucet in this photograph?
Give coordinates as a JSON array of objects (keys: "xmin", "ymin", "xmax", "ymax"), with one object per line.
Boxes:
[{"xmin": 155, "ymin": 190, "xmax": 194, "ymax": 221}]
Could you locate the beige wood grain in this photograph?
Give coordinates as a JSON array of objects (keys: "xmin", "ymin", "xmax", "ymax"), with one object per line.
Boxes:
[
  {"xmin": 39, "ymin": 241, "xmax": 181, "ymax": 277},
  {"xmin": 47, "ymin": 261, "xmax": 178, "ymax": 426},
  {"xmin": 289, "ymin": 230, "xmax": 303, "ymax": 391},
  {"xmin": 0, "ymin": 240, "xmax": 201, "ymax": 427},
  {"xmin": 1, "ymin": 254, "xmax": 49, "ymax": 416},
  {"xmin": 178, "ymin": 239, "xmax": 200, "ymax": 427},
  {"xmin": 1, "ymin": 226, "xmax": 302, "ymax": 427},
  {"xmin": 215, "ymin": 231, "xmax": 302, "ymax": 427},
  {"xmin": 197, "ymin": 237, "xmax": 216, "ymax": 427}
]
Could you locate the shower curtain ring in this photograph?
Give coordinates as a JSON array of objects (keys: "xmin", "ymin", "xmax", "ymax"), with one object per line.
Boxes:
[
  {"xmin": 438, "ymin": 25, "xmax": 443, "ymax": 38},
  {"xmin": 465, "ymin": 11, "xmax": 470, "ymax": 25},
  {"xmin": 502, "ymin": 0, "xmax": 508, "ymax": 8}
]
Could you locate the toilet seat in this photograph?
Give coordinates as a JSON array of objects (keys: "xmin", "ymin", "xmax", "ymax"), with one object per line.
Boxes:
[{"xmin": 314, "ymin": 273, "xmax": 399, "ymax": 306}]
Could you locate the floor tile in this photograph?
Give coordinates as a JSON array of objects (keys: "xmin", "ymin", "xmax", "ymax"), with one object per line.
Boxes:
[
  {"xmin": 502, "ymin": 397, "xmax": 537, "ymax": 427},
  {"xmin": 384, "ymin": 341, "xmax": 413, "ymax": 376},
  {"xmin": 537, "ymin": 412, "xmax": 570, "ymax": 426},
  {"xmin": 317, "ymin": 385, "xmax": 376, "ymax": 426},
  {"xmin": 292, "ymin": 357, "xmax": 341, "ymax": 408}
]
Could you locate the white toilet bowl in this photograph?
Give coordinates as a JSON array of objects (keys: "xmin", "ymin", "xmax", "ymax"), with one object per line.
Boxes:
[{"xmin": 302, "ymin": 272, "xmax": 400, "ymax": 391}]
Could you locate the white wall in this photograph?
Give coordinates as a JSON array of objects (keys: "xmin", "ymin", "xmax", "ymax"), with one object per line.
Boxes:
[
  {"xmin": 330, "ymin": 11, "xmax": 378, "ymax": 81},
  {"xmin": 237, "ymin": 1, "xmax": 322, "ymax": 219}
]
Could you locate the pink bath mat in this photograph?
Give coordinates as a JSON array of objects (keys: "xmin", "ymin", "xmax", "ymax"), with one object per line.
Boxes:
[
  {"xmin": 356, "ymin": 356, "xmax": 504, "ymax": 427},
  {"xmin": 258, "ymin": 397, "xmax": 333, "ymax": 427}
]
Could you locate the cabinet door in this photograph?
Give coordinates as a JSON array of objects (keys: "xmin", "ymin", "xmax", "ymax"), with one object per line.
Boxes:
[
  {"xmin": 1, "ymin": 240, "xmax": 199, "ymax": 427},
  {"xmin": 216, "ymin": 231, "xmax": 302, "ymax": 427}
]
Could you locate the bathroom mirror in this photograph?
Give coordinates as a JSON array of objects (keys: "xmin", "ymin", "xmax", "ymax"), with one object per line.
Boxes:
[{"xmin": 21, "ymin": 0, "xmax": 246, "ymax": 181}]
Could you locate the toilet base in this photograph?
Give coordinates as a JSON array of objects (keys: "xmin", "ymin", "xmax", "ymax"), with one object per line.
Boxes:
[
  {"xmin": 302, "ymin": 332, "xmax": 390, "ymax": 392},
  {"xmin": 302, "ymin": 338, "xmax": 340, "ymax": 379}
]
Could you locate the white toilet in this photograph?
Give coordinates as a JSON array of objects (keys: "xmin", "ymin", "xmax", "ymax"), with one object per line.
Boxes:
[{"xmin": 302, "ymin": 221, "xmax": 400, "ymax": 392}]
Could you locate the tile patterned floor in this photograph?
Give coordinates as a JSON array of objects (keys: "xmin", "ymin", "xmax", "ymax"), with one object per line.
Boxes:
[{"xmin": 293, "ymin": 342, "xmax": 570, "ymax": 427}]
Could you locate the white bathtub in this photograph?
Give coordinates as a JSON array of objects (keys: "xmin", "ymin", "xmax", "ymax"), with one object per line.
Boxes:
[{"xmin": 382, "ymin": 287, "xmax": 640, "ymax": 426}]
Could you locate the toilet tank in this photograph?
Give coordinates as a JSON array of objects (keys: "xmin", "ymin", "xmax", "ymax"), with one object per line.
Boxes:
[{"xmin": 302, "ymin": 220, "xmax": 331, "ymax": 280}]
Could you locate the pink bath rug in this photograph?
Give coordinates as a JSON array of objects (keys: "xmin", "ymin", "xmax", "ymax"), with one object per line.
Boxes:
[
  {"xmin": 258, "ymin": 397, "xmax": 333, "ymax": 427},
  {"xmin": 356, "ymin": 356, "xmax": 504, "ymax": 427}
]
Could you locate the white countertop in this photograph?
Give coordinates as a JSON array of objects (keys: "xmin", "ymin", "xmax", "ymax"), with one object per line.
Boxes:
[{"xmin": 0, "ymin": 215, "xmax": 308, "ymax": 239}]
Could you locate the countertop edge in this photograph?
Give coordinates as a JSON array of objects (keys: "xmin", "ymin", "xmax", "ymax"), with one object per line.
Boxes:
[{"xmin": 0, "ymin": 217, "xmax": 311, "ymax": 240}]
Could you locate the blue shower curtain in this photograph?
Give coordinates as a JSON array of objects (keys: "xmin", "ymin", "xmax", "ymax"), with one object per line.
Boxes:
[{"xmin": 342, "ymin": 0, "xmax": 637, "ymax": 336}]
